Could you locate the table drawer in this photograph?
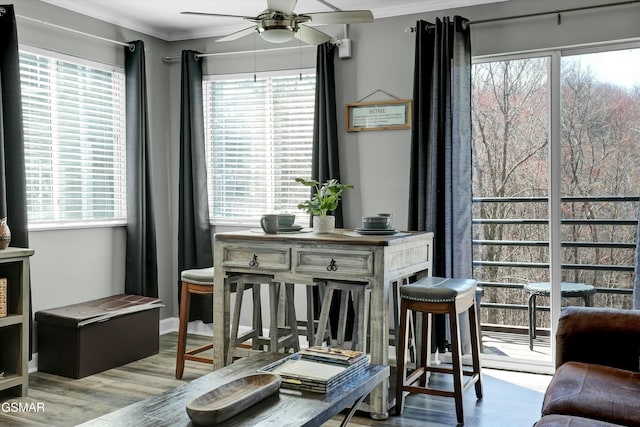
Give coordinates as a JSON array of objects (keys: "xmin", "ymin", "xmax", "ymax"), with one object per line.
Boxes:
[
  {"xmin": 222, "ymin": 244, "xmax": 290, "ymax": 271},
  {"xmin": 294, "ymin": 248, "xmax": 373, "ymax": 276}
]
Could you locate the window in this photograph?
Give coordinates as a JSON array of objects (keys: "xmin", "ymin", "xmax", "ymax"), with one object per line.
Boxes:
[
  {"xmin": 20, "ymin": 49, "xmax": 126, "ymax": 225},
  {"xmin": 203, "ymin": 71, "xmax": 315, "ymax": 224}
]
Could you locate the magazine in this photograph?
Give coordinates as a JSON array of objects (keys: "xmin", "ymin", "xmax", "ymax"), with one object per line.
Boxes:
[
  {"xmin": 259, "ymin": 351, "xmax": 370, "ymax": 393},
  {"xmin": 299, "ymin": 346, "xmax": 366, "ymax": 365}
]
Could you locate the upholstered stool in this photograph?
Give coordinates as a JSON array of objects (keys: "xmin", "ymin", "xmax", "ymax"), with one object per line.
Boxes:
[
  {"xmin": 313, "ymin": 281, "xmax": 370, "ymax": 352},
  {"xmin": 175, "ymin": 267, "xmax": 215, "ymax": 379},
  {"xmin": 395, "ymin": 277, "xmax": 482, "ymax": 424},
  {"xmin": 227, "ymin": 278, "xmax": 300, "ymax": 364}
]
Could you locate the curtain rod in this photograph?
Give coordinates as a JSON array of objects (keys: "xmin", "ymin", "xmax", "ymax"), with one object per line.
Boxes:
[
  {"xmin": 162, "ymin": 44, "xmax": 316, "ymax": 62},
  {"xmin": 16, "ymin": 14, "xmax": 135, "ymax": 50},
  {"xmin": 405, "ymin": 0, "xmax": 640, "ymax": 32}
]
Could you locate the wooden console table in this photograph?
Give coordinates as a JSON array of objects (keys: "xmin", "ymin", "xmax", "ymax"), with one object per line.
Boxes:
[
  {"xmin": 213, "ymin": 229, "xmax": 433, "ymax": 418},
  {"xmin": 78, "ymin": 352, "xmax": 389, "ymax": 427}
]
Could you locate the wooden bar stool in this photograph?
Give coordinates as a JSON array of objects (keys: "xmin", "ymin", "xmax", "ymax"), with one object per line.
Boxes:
[
  {"xmin": 395, "ymin": 277, "xmax": 482, "ymax": 424},
  {"xmin": 313, "ymin": 280, "xmax": 370, "ymax": 352},
  {"xmin": 175, "ymin": 267, "xmax": 215, "ymax": 379},
  {"xmin": 392, "ymin": 277, "xmax": 418, "ymax": 363},
  {"xmin": 176, "ymin": 269, "xmax": 264, "ymax": 377},
  {"xmin": 226, "ymin": 274, "xmax": 271, "ymax": 364},
  {"xmin": 268, "ymin": 282, "xmax": 300, "ymax": 353},
  {"xmin": 295, "ymin": 282, "xmax": 330, "ymax": 347},
  {"xmin": 227, "ymin": 279, "xmax": 300, "ymax": 364}
]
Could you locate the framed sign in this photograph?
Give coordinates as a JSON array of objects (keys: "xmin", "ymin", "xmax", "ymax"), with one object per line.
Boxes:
[{"xmin": 346, "ymin": 99, "xmax": 412, "ymax": 132}]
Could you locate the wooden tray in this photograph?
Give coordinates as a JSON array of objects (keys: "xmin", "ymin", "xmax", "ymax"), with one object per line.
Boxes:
[{"xmin": 186, "ymin": 373, "xmax": 282, "ymax": 425}]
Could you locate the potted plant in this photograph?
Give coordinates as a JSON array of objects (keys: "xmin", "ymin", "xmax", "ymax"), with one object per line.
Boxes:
[{"xmin": 296, "ymin": 177, "xmax": 354, "ymax": 233}]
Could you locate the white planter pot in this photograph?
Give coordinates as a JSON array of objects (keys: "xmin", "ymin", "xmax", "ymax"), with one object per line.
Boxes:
[{"xmin": 313, "ymin": 215, "xmax": 335, "ymax": 234}]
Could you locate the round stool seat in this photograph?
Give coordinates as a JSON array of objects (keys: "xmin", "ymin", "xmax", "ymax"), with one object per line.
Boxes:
[
  {"xmin": 523, "ymin": 281, "xmax": 595, "ymax": 298},
  {"xmin": 400, "ymin": 277, "xmax": 477, "ymax": 303},
  {"xmin": 181, "ymin": 267, "xmax": 214, "ymax": 286}
]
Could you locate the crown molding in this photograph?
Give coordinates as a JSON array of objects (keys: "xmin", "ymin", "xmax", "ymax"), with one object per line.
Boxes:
[
  {"xmin": 39, "ymin": 0, "xmax": 509, "ymax": 41},
  {"xmin": 372, "ymin": 0, "xmax": 509, "ymax": 19}
]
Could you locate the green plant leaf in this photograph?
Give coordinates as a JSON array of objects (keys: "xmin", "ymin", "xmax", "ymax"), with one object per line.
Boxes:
[{"xmin": 295, "ymin": 177, "xmax": 353, "ymax": 216}]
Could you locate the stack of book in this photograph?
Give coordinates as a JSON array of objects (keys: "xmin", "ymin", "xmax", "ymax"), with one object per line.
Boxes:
[
  {"xmin": 299, "ymin": 346, "xmax": 368, "ymax": 366},
  {"xmin": 259, "ymin": 347, "xmax": 369, "ymax": 393}
]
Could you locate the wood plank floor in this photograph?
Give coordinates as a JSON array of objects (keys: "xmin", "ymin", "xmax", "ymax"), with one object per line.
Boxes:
[
  {"xmin": 0, "ymin": 333, "xmax": 551, "ymax": 426},
  {"xmin": 482, "ymin": 330, "xmax": 552, "ymax": 363}
]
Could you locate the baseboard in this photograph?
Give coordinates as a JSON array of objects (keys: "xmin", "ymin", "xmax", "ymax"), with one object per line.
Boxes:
[
  {"xmin": 160, "ymin": 317, "xmax": 179, "ymax": 334},
  {"xmin": 28, "ymin": 353, "xmax": 38, "ymax": 373},
  {"xmin": 160, "ymin": 317, "xmax": 214, "ymax": 336}
]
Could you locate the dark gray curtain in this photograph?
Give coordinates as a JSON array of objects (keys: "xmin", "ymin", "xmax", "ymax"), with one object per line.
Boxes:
[
  {"xmin": 408, "ymin": 17, "xmax": 472, "ymax": 352},
  {"xmin": 311, "ymin": 42, "xmax": 344, "ymax": 226},
  {"xmin": 312, "ymin": 42, "xmax": 352, "ymax": 336},
  {"xmin": 0, "ymin": 5, "xmax": 32, "ymax": 355},
  {"xmin": 633, "ymin": 214, "xmax": 640, "ymax": 309},
  {"xmin": 179, "ymin": 50, "xmax": 213, "ymax": 322},
  {"xmin": 124, "ymin": 40, "xmax": 158, "ymax": 298}
]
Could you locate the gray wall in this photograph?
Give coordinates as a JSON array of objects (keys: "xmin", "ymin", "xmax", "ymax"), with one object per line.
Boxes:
[{"xmin": 14, "ymin": 0, "xmax": 640, "ymax": 324}]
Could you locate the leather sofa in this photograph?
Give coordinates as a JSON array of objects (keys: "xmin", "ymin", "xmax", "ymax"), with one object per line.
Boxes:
[{"xmin": 535, "ymin": 306, "xmax": 640, "ymax": 427}]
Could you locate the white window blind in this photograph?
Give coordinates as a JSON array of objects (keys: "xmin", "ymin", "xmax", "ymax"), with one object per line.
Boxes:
[
  {"xmin": 19, "ymin": 50, "xmax": 126, "ymax": 224},
  {"xmin": 203, "ymin": 72, "xmax": 315, "ymax": 223}
]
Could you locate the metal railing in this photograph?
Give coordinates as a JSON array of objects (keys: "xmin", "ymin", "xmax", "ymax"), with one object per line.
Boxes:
[{"xmin": 472, "ymin": 195, "xmax": 638, "ymax": 331}]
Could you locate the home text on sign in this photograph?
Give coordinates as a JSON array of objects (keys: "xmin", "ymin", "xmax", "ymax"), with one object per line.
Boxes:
[{"xmin": 351, "ymin": 104, "xmax": 406, "ymax": 128}]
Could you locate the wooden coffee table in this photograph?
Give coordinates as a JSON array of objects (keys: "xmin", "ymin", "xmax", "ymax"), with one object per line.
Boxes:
[{"xmin": 77, "ymin": 352, "xmax": 389, "ymax": 427}]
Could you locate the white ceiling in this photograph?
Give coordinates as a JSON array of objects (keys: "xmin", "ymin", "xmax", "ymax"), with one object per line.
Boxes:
[{"xmin": 40, "ymin": 0, "xmax": 509, "ymax": 41}]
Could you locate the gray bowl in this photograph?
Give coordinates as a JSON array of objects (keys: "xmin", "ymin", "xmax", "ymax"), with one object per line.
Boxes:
[
  {"xmin": 362, "ymin": 216, "xmax": 391, "ymax": 230},
  {"xmin": 277, "ymin": 214, "xmax": 296, "ymax": 228}
]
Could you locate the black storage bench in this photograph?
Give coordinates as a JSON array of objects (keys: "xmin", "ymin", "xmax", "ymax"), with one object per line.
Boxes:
[{"xmin": 35, "ymin": 294, "xmax": 163, "ymax": 379}]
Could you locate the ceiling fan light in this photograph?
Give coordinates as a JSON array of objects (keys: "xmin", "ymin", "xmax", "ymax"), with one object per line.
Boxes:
[
  {"xmin": 260, "ymin": 28, "xmax": 296, "ymax": 43},
  {"xmin": 258, "ymin": 17, "xmax": 296, "ymax": 43}
]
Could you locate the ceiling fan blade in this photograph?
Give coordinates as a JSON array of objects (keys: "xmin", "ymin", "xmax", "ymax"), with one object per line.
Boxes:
[
  {"xmin": 180, "ymin": 11, "xmax": 254, "ymax": 20},
  {"xmin": 267, "ymin": 0, "xmax": 297, "ymax": 14},
  {"xmin": 303, "ymin": 10, "xmax": 374, "ymax": 25},
  {"xmin": 295, "ymin": 25, "xmax": 333, "ymax": 45},
  {"xmin": 217, "ymin": 26, "xmax": 258, "ymax": 42}
]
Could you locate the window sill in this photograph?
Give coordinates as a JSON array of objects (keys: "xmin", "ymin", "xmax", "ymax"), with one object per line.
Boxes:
[
  {"xmin": 28, "ymin": 220, "xmax": 127, "ymax": 232},
  {"xmin": 211, "ymin": 218, "xmax": 310, "ymax": 228},
  {"xmin": 211, "ymin": 219, "xmax": 259, "ymax": 228}
]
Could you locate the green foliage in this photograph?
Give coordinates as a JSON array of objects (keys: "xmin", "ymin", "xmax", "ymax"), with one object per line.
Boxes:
[{"xmin": 295, "ymin": 178, "xmax": 354, "ymax": 217}]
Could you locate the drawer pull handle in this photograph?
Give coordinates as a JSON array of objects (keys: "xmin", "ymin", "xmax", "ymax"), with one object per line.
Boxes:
[
  {"xmin": 249, "ymin": 254, "xmax": 259, "ymax": 268},
  {"xmin": 327, "ymin": 259, "xmax": 338, "ymax": 271}
]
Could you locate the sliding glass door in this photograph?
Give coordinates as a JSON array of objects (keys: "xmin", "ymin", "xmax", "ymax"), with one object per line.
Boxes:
[
  {"xmin": 558, "ymin": 47, "xmax": 640, "ymax": 332},
  {"xmin": 472, "ymin": 54, "xmax": 553, "ymax": 370},
  {"xmin": 471, "ymin": 44, "xmax": 640, "ymax": 371}
]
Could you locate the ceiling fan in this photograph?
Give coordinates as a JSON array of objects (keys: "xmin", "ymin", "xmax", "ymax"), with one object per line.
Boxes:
[{"xmin": 181, "ymin": 0, "xmax": 373, "ymax": 45}]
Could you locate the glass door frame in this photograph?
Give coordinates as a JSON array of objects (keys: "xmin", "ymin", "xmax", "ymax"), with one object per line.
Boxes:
[
  {"xmin": 549, "ymin": 49, "xmax": 562, "ymax": 367},
  {"xmin": 473, "ymin": 40, "xmax": 640, "ymax": 373},
  {"xmin": 472, "ymin": 49, "xmax": 556, "ymax": 373}
]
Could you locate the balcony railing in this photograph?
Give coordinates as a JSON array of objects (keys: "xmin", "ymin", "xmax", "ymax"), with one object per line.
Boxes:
[{"xmin": 472, "ymin": 195, "xmax": 638, "ymax": 333}]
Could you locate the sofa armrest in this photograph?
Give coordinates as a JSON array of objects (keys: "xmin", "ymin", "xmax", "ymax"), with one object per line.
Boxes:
[{"xmin": 555, "ymin": 306, "xmax": 640, "ymax": 371}]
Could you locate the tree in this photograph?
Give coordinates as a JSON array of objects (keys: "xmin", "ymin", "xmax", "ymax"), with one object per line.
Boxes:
[
  {"xmin": 472, "ymin": 58, "xmax": 550, "ymax": 325},
  {"xmin": 472, "ymin": 52, "xmax": 640, "ymax": 327}
]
